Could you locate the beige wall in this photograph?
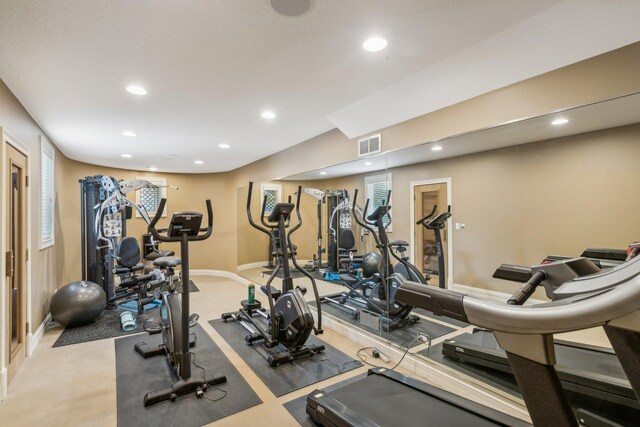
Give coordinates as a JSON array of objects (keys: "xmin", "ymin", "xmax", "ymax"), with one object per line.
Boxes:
[
  {"xmin": 391, "ymin": 124, "xmax": 640, "ymax": 293},
  {"xmin": 0, "ymin": 80, "xmax": 66, "ymax": 337}
]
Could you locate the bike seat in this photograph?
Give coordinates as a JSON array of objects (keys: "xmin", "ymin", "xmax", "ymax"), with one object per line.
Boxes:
[
  {"xmin": 261, "ymin": 285, "xmax": 282, "ymax": 300},
  {"xmin": 390, "ymin": 240, "xmax": 409, "ymax": 247},
  {"xmin": 153, "ymin": 256, "xmax": 181, "ymax": 268},
  {"xmin": 146, "ymin": 250, "xmax": 176, "ymax": 261}
]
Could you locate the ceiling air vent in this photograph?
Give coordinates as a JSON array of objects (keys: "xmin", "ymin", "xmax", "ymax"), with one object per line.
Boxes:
[{"xmin": 358, "ymin": 134, "xmax": 381, "ymax": 157}]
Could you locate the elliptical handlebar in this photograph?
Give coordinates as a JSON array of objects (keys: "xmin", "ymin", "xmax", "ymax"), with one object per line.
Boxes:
[
  {"xmin": 352, "ymin": 189, "xmax": 383, "ymax": 247},
  {"xmin": 287, "ymin": 186, "xmax": 304, "ymax": 240},
  {"xmin": 247, "ymin": 181, "xmax": 272, "ymax": 238},
  {"xmin": 148, "ymin": 198, "xmax": 213, "ymax": 242}
]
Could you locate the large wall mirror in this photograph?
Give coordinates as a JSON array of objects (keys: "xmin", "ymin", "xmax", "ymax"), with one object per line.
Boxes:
[{"xmin": 234, "ymin": 91, "xmax": 640, "ymax": 348}]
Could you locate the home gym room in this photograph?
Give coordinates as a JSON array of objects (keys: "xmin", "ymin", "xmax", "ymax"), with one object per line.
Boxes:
[{"xmin": 1, "ymin": 1, "xmax": 640, "ymax": 426}]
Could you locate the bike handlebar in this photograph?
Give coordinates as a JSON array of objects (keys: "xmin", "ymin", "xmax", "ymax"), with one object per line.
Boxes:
[
  {"xmin": 416, "ymin": 205, "xmax": 438, "ymax": 225},
  {"xmin": 148, "ymin": 198, "xmax": 213, "ymax": 242}
]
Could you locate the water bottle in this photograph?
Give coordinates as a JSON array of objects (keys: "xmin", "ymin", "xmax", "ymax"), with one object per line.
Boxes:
[{"xmin": 248, "ymin": 282, "xmax": 256, "ymax": 304}]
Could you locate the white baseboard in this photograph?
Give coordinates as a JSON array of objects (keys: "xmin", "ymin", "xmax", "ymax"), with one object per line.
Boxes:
[
  {"xmin": 451, "ymin": 283, "xmax": 544, "ymax": 305},
  {"xmin": 237, "ymin": 261, "xmax": 267, "ymax": 271},
  {"xmin": 190, "ymin": 269, "xmax": 250, "ymax": 286},
  {"xmin": 236, "ymin": 259, "xmax": 314, "ymax": 272},
  {"xmin": 0, "ymin": 366, "xmax": 6, "ymax": 401},
  {"xmin": 27, "ymin": 313, "xmax": 51, "ymax": 357}
]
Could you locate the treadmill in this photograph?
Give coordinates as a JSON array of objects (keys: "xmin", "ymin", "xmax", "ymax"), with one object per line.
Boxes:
[
  {"xmin": 442, "ymin": 261, "xmax": 638, "ymax": 421},
  {"xmin": 307, "ymin": 256, "xmax": 640, "ymax": 427},
  {"xmin": 306, "ymin": 367, "xmax": 530, "ymax": 426}
]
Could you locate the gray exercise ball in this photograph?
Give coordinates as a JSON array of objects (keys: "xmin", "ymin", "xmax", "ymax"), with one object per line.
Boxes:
[
  {"xmin": 51, "ymin": 281, "xmax": 106, "ymax": 328},
  {"xmin": 362, "ymin": 252, "xmax": 382, "ymax": 278}
]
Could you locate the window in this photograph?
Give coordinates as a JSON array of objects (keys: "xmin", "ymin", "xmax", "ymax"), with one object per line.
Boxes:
[
  {"xmin": 364, "ymin": 173, "xmax": 392, "ymax": 231},
  {"xmin": 40, "ymin": 136, "xmax": 55, "ymax": 248},
  {"xmin": 260, "ymin": 183, "xmax": 282, "ymax": 216},
  {"xmin": 135, "ymin": 176, "xmax": 167, "ymax": 217}
]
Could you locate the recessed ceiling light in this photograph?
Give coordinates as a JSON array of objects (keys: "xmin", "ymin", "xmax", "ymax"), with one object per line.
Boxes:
[
  {"xmin": 194, "ymin": 160, "xmax": 204, "ymax": 165},
  {"xmin": 364, "ymin": 161, "xmax": 373, "ymax": 166},
  {"xmin": 431, "ymin": 145, "xmax": 443, "ymax": 151},
  {"xmin": 148, "ymin": 166, "xmax": 158, "ymax": 171},
  {"xmin": 261, "ymin": 111, "xmax": 276, "ymax": 119},
  {"xmin": 121, "ymin": 153, "xmax": 132, "ymax": 158},
  {"xmin": 551, "ymin": 118, "xmax": 569, "ymax": 125},
  {"xmin": 125, "ymin": 85, "xmax": 148, "ymax": 95},
  {"xmin": 363, "ymin": 37, "xmax": 387, "ymax": 52},
  {"xmin": 319, "ymin": 171, "xmax": 327, "ymax": 175},
  {"xmin": 122, "ymin": 131, "xmax": 137, "ymax": 137},
  {"xmin": 218, "ymin": 143, "xmax": 230, "ymax": 149}
]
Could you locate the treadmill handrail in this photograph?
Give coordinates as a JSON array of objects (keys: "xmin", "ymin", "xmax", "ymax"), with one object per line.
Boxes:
[{"xmin": 396, "ymin": 255, "xmax": 640, "ymax": 335}]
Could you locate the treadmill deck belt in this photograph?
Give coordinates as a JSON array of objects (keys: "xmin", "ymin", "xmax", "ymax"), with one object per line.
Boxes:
[
  {"xmin": 443, "ymin": 331, "xmax": 637, "ymax": 406},
  {"xmin": 306, "ymin": 368, "xmax": 530, "ymax": 427}
]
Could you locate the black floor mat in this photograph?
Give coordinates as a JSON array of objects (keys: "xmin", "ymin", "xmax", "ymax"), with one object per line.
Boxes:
[
  {"xmin": 283, "ymin": 373, "xmax": 367, "ymax": 426},
  {"xmin": 52, "ymin": 280, "xmax": 198, "ymax": 347},
  {"xmin": 259, "ymin": 269, "xmax": 325, "ymax": 281},
  {"xmin": 319, "ymin": 300, "xmax": 456, "ymax": 348},
  {"xmin": 115, "ymin": 323, "xmax": 262, "ymax": 427},
  {"xmin": 209, "ymin": 318, "xmax": 362, "ymax": 397}
]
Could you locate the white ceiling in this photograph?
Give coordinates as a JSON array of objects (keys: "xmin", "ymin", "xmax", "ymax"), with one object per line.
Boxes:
[
  {"xmin": 1, "ymin": 1, "xmax": 639, "ymax": 173},
  {"xmin": 285, "ymin": 92, "xmax": 640, "ymax": 181}
]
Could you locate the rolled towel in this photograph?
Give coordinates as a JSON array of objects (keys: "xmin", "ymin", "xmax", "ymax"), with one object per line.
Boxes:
[{"xmin": 120, "ymin": 310, "xmax": 137, "ymax": 332}]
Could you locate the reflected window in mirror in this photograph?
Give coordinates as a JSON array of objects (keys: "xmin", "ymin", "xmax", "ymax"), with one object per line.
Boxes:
[
  {"xmin": 365, "ymin": 173, "xmax": 392, "ymax": 231},
  {"xmin": 260, "ymin": 182, "xmax": 282, "ymax": 216}
]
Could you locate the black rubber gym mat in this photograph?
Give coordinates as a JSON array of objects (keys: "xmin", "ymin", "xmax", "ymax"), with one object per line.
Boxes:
[
  {"xmin": 52, "ymin": 280, "xmax": 199, "ymax": 347},
  {"xmin": 283, "ymin": 373, "xmax": 367, "ymax": 425},
  {"xmin": 209, "ymin": 318, "xmax": 362, "ymax": 397},
  {"xmin": 319, "ymin": 301, "xmax": 456, "ymax": 348},
  {"xmin": 258, "ymin": 268, "xmax": 325, "ymax": 281},
  {"xmin": 115, "ymin": 323, "xmax": 262, "ymax": 427}
]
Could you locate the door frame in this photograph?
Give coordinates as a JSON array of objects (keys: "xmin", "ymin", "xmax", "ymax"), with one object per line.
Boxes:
[
  {"xmin": 409, "ymin": 178, "xmax": 453, "ymax": 287},
  {"xmin": 0, "ymin": 128, "xmax": 32, "ymax": 400}
]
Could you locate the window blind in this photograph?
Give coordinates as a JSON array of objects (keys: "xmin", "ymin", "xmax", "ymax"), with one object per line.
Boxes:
[
  {"xmin": 41, "ymin": 138, "xmax": 55, "ymax": 248},
  {"xmin": 364, "ymin": 173, "xmax": 392, "ymax": 231}
]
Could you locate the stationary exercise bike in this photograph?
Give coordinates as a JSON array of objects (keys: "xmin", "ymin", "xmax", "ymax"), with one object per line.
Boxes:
[
  {"xmin": 134, "ymin": 198, "xmax": 226, "ymax": 407},
  {"xmin": 222, "ymin": 182, "xmax": 324, "ymax": 367},
  {"xmin": 415, "ymin": 205, "xmax": 451, "ymax": 289}
]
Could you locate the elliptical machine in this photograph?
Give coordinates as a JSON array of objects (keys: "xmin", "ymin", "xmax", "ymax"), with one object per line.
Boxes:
[
  {"xmin": 324, "ymin": 189, "xmax": 420, "ymax": 331},
  {"xmin": 222, "ymin": 182, "xmax": 324, "ymax": 367},
  {"xmin": 134, "ymin": 198, "xmax": 227, "ymax": 407}
]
